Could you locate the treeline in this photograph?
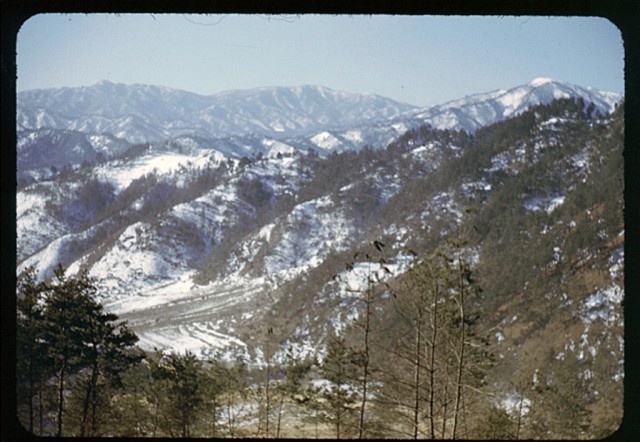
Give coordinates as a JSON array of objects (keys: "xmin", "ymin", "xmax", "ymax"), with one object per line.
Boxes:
[{"xmin": 16, "ymin": 239, "xmax": 507, "ymax": 438}]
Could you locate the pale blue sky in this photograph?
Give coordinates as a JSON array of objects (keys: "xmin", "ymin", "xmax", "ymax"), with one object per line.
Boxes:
[{"xmin": 17, "ymin": 14, "xmax": 624, "ymax": 107}]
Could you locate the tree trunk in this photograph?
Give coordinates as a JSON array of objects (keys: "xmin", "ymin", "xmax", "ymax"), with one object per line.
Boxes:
[
  {"xmin": 358, "ymin": 291, "xmax": 371, "ymax": 439},
  {"xmin": 276, "ymin": 394, "xmax": 285, "ymax": 438},
  {"xmin": 27, "ymin": 357, "xmax": 34, "ymax": 433},
  {"xmin": 452, "ymin": 255, "xmax": 467, "ymax": 440},
  {"xmin": 441, "ymin": 381, "xmax": 448, "ymax": 438},
  {"xmin": 38, "ymin": 380, "xmax": 44, "ymax": 436},
  {"xmin": 413, "ymin": 315, "xmax": 422, "ymax": 439},
  {"xmin": 56, "ymin": 358, "xmax": 67, "ymax": 437},
  {"xmin": 515, "ymin": 389, "xmax": 524, "ymax": 439},
  {"xmin": 210, "ymin": 397, "xmax": 218, "ymax": 438},
  {"xmin": 428, "ymin": 281, "xmax": 441, "ymax": 439}
]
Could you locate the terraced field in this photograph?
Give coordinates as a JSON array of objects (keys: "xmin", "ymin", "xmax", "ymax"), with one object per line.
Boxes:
[{"xmin": 105, "ymin": 274, "xmax": 268, "ymax": 361}]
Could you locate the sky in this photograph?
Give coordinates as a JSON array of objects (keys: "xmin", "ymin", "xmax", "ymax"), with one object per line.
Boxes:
[{"xmin": 17, "ymin": 14, "xmax": 624, "ymax": 107}]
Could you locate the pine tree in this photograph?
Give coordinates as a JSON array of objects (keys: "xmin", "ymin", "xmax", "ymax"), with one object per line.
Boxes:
[
  {"xmin": 16, "ymin": 266, "xmax": 50, "ymax": 435},
  {"xmin": 18, "ymin": 264, "xmax": 142, "ymax": 436},
  {"xmin": 340, "ymin": 240, "xmax": 389, "ymax": 438},
  {"xmin": 223, "ymin": 357, "xmax": 249, "ymax": 437},
  {"xmin": 202, "ymin": 358, "xmax": 227, "ymax": 438},
  {"xmin": 74, "ymin": 312, "xmax": 141, "ymax": 436},
  {"xmin": 151, "ymin": 351, "xmax": 203, "ymax": 437},
  {"xmin": 318, "ymin": 336, "xmax": 361, "ymax": 439},
  {"xmin": 274, "ymin": 351, "xmax": 312, "ymax": 438},
  {"xmin": 41, "ymin": 265, "xmax": 100, "ymax": 436},
  {"xmin": 380, "ymin": 238, "xmax": 492, "ymax": 439}
]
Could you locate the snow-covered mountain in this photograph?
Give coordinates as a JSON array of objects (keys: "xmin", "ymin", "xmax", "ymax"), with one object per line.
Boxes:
[
  {"xmin": 16, "ymin": 78, "xmax": 621, "ymax": 173},
  {"xmin": 17, "ymin": 81, "xmax": 416, "ymax": 143},
  {"xmin": 407, "ymin": 77, "xmax": 621, "ymax": 133}
]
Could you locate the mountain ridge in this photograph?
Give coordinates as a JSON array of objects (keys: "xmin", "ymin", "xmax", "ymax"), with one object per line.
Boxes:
[
  {"xmin": 17, "ymin": 82, "xmax": 416, "ymax": 142},
  {"xmin": 407, "ymin": 77, "xmax": 621, "ymax": 132},
  {"xmin": 17, "ymin": 78, "xmax": 621, "ymax": 141},
  {"xmin": 16, "ymin": 78, "xmax": 622, "ymax": 179}
]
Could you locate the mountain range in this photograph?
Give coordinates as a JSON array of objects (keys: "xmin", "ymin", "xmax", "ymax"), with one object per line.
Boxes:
[
  {"xmin": 17, "ymin": 78, "xmax": 619, "ymax": 171},
  {"xmin": 15, "ymin": 78, "xmax": 624, "ymax": 434},
  {"xmin": 17, "ymin": 81, "xmax": 414, "ymax": 143}
]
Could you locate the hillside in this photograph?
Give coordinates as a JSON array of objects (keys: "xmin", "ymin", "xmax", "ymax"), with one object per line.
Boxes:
[{"xmin": 15, "ymin": 80, "xmax": 624, "ymax": 438}]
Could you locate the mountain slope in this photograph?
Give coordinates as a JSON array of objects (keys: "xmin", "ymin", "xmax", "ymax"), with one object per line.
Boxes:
[{"xmin": 408, "ymin": 77, "xmax": 620, "ymax": 132}]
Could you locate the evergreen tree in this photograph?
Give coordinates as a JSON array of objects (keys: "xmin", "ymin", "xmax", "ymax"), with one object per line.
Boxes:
[
  {"xmin": 381, "ymin": 238, "xmax": 492, "ymax": 439},
  {"xmin": 151, "ymin": 351, "xmax": 203, "ymax": 437},
  {"xmin": 17, "ymin": 264, "xmax": 141, "ymax": 437},
  {"xmin": 16, "ymin": 266, "xmax": 50, "ymax": 435},
  {"xmin": 202, "ymin": 358, "xmax": 227, "ymax": 438},
  {"xmin": 41, "ymin": 265, "xmax": 102, "ymax": 436},
  {"xmin": 273, "ymin": 351, "xmax": 312, "ymax": 438},
  {"xmin": 223, "ymin": 357, "xmax": 249, "ymax": 437},
  {"xmin": 318, "ymin": 336, "xmax": 362, "ymax": 439}
]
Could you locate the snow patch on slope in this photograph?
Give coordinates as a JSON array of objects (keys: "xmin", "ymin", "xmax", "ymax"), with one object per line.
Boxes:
[
  {"xmin": 95, "ymin": 149, "xmax": 219, "ymax": 191},
  {"xmin": 524, "ymin": 195, "xmax": 565, "ymax": 214},
  {"xmin": 580, "ymin": 284, "xmax": 623, "ymax": 325}
]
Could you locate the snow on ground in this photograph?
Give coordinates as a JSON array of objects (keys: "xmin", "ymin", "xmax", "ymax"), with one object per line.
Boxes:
[
  {"xmin": 261, "ymin": 138, "xmax": 295, "ymax": 158},
  {"xmin": 460, "ymin": 179, "xmax": 492, "ymax": 198},
  {"xmin": 420, "ymin": 190, "xmax": 464, "ymax": 230},
  {"xmin": 103, "ymin": 272, "xmax": 267, "ymax": 361},
  {"xmin": 343, "ymin": 129, "xmax": 363, "ymax": 144},
  {"xmin": 579, "ymin": 284, "xmax": 623, "ymax": 325},
  {"xmin": 104, "ymin": 272, "xmax": 199, "ymax": 314},
  {"xmin": 85, "ymin": 220, "xmax": 202, "ymax": 298},
  {"xmin": 495, "ymin": 392, "xmax": 531, "ymax": 417},
  {"xmin": 391, "ymin": 121, "xmax": 408, "ymax": 133},
  {"xmin": 333, "ymin": 261, "xmax": 398, "ymax": 295},
  {"xmin": 609, "ymin": 248, "xmax": 624, "ymax": 281},
  {"xmin": 498, "ymin": 87, "xmax": 529, "ymax": 114},
  {"xmin": 487, "ymin": 151, "xmax": 514, "ymax": 173},
  {"xmin": 95, "ymin": 149, "xmax": 218, "ymax": 191},
  {"xmin": 261, "ymin": 195, "xmax": 355, "ymax": 283},
  {"xmin": 273, "ymin": 337, "xmax": 319, "ymax": 364},
  {"xmin": 18, "ymin": 219, "xmax": 112, "ymax": 280},
  {"xmin": 18, "ymin": 235, "xmax": 74, "ymax": 280},
  {"xmin": 524, "ymin": 194, "xmax": 565, "ymax": 214},
  {"xmin": 310, "ymin": 131, "xmax": 342, "ymax": 151},
  {"xmin": 571, "ymin": 149, "xmax": 590, "ymax": 170},
  {"xmin": 539, "ymin": 117, "xmax": 568, "ymax": 131},
  {"xmin": 136, "ymin": 321, "xmax": 248, "ymax": 360},
  {"xmin": 242, "ymin": 151, "xmax": 306, "ymax": 198},
  {"xmin": 16, "ymin": 189, "xmax": 68, "ymax": 261},
  {"xmin": 169, "ymin": 184, "xmax": 244, "ymax": 240}
]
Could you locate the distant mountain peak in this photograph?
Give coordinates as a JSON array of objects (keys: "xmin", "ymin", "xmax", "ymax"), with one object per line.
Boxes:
[
  {"xmin": 407, "ymin": 78, "xmax": 621, "ymax": 133},
  {"xmin": 530, "ymin": 77, "xmax": 557, "ymax": 87}
]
